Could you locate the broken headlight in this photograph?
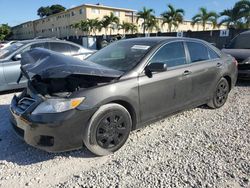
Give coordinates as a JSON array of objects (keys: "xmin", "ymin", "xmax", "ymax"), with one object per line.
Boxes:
[{"xmin": 32, "ymin": 97, "xmax": 85, "ymax": 114}]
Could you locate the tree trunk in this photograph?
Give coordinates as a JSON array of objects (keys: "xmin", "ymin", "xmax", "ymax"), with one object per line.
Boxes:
[
  {"xmin": 143, "ymin": 19, "xmax": 146, "ymax": 36},
  {"xmin": 203, "ymin": 22, "xmax": 206, "ymax": 31},
  {"xmin": 168, "ymin": 24, "xmax": 172, "ymax": 32}
]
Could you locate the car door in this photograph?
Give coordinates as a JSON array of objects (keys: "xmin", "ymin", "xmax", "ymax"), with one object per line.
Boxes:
[
  {"xmin": 0, "ymin": 62, "xmax": 6, "ymax": 90},
  {"xmin": 3, "ymin": 42, "xmax": 48, "ymax": 86},
  {"xmin": 2, "ymin": 47, "xmax": 29, "ymax": 87},
  {"xmin": 138, "ymin": 41, "xmax": 193, "ymax": 124},
  {"xmin": 185, "ymin": 41, "xmax": 222, "ymax": 103}
]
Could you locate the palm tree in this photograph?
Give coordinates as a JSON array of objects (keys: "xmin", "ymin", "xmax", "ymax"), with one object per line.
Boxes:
[
  {"xmin": 71, "ymin": 22, "xmax": 81, "ymax": 38},
  {"xmin": 235, "ymin": 0, "xmax": 250, "ymax": 26},
  {"xmin": 129, "ymin": 23, "xmax": 138, "ymax": 34},
  {"xmin": 161, "ymin": 4, "xmax": 184, "ymax": 32},
  {"xmin": 119, "ymin": 22, "xmax": 138, "ymax": 34},
  {"xmin": 87, "ymin": 18, "xmax": 102, "ymax": 36},
  {"xmin": 119, "ymin": 22, "xmax": 131, "ymax": 35},
  {"xmin": 147, "ymin": 17, "xmax": 159, "ymax": 33},
  {"xmin": 136, "ymin": 7, "xmax": 155, "ymax": 34},
  {"xmin": 219, "ymin": 8, "xmax": 243, "ymax": 29},
  {"xmin": 220, "ymin": 0, "xmax": 250, "ymax": 29},
  {"xmin": 102, "ymin": 12, "xmax": 120, "ymax": 35},
  {"xmin": 78, "ymin": 20, "xmax": 90, "ymax": 36},
  {"xmin": 192, "ymin": 7, "xmax": 218, "ymax": 31}
]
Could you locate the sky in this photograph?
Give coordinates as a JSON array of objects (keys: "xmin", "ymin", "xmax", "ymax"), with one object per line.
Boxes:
[{"xmin": 0, "ymin": 0, "xmax": 240, "ymax": 26}]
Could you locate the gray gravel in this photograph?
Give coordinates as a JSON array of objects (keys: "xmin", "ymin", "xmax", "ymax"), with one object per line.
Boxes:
[{"xmin": 0, "ymin": 82, "xmax": 249, "ymax": 188}]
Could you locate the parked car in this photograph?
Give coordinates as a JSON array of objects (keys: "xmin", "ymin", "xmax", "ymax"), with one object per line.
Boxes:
[
  {"xmin": 0, "ymin": 41, "xmax": 16, "ymax": 49},
  {"xmin": 0, "ymin": 38, "xmax": 95, "ymax": 92},
  {"xmin": 10, "ymin": 37, "xmax": 238, "ymax": 156},
  {"xmin": 222, "ymin": 30, "xmax": 250, "ymax": 79}
]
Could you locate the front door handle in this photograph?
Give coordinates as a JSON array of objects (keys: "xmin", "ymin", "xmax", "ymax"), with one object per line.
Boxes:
[{"xmin": 183, "ymin": 70, "xmax": 192, "ymax": 76}]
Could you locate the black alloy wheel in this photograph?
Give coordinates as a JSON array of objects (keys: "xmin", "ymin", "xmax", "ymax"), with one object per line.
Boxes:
[
  {"xmin": 83, "ymin": 103, "xmax": 132, "ymax": 156},
  {"xmin": 208, "ymin": 78, "xmax": 230, "ymax": 109},
  {"xmin": 96, "ymin": 112, "xmax": 129, "ymax": 149}
]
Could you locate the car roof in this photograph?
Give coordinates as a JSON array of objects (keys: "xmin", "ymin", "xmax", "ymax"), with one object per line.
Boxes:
[
  {"xmin": 17, "ymin": 38, "xmax": 78, "ymax": 45},
  {"xmin": 122, "ymin": 37, "xmax": 207, "ymax": 44},
  {"xmin": 239, "ymin": 30, "xmax": 250, "ymax": 35}
]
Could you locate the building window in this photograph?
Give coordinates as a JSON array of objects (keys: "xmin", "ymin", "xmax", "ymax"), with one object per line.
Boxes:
[
  {"xmin": 71, "ymin": 11, "xmax": 75, "ymax": 16},
  {"xmin": 79, "ymin": 9, "xmax": 83, "ymax": 14},
  {"xmin": 91, "ymin": 8, "xmax": 100, "ymax": 14},
  {"xmin": 114, "ymin": 11, "xmax": 120, "ymax": 17}
]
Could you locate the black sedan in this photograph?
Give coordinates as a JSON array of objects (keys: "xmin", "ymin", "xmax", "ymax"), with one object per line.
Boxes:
[{"xmin": 10, "ymin": 37, "xmax": 238, "ymax": 156}]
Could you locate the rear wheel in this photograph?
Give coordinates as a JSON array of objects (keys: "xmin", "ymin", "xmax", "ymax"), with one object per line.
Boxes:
[
  {"xmin": 207, "ymin": 78, "xmax": 230, "ymax": 109},
  {"xmin": 83, "ymin": 103, "xmax": 132, "ymax": 156}
]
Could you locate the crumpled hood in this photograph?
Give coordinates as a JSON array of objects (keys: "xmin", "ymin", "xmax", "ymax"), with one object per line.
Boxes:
[
  {"xmin": 222, "ymin": 48, "xmax": 250, "ymax": 60},
  {"xmin": 20, "ymin": 48, "xmax": 123, "ymax": 79}
]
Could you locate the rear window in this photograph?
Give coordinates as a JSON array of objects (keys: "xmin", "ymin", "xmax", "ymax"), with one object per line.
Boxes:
[
  {"xmin": 187, "ymin": 42, "xmax": 209, "ymax": 63},
  {"xmin": 208, "ymin": 48, "xmax": 220, "ymax": 59},
  {"xmin": 69, "ymin": 44, "xmax": 80, "ymax": 54},
  {"xmin": 49, "ymin": 42, "xmax": 71, "ymax": 53},
  {"xmin": 227, "ymin": 34, "xmax": 250, "ymax": 49}
]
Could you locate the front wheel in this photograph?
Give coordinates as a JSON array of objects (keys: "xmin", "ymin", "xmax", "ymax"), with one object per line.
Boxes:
[
  {"xmin": 83, "ymin": 103, "xmax": 132, "ymax": 156},
  {"xmin": 207, "ymin": 77, "xmax": 230, "ymax": 109}
]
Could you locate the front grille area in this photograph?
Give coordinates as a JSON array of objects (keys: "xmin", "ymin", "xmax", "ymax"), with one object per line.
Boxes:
[
  {"xmin": 238, "ymin": 64, "xmax": 250, "ymax": 70},
  {"xmin": 16, "ymin": 97, "xmax": 36, "ymax": 114},
  {"xmin": 236, "ymin": 58, "xmax": 244, "ymax": 63}
]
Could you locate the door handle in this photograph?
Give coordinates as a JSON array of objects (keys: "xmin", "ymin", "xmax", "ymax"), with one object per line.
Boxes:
[
  {"xmin": 217, "ymin": 62, "xmax": 222, "ymax": 67},
  {"xmin": 183, "ymin": 70, "xmax": 192, "ymax": 76}
]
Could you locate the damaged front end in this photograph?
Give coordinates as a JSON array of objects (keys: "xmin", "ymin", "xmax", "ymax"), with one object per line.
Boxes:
[
  {"xmin": 19, "ymin": 48, "xmax": 123, "ymax": 97},
  {"xmin": 10, "ymin": 48, "xmax": 123, "ymax": 152}
]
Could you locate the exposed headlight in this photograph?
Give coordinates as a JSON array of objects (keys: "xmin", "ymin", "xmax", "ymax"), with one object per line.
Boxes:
[
  {"xmin": 243, "ymin": 58, "xmax": 250, "ymax": 64},
  {"xmin": 32, "ymin": 97, "xmax": 85, "ymax": 114}
]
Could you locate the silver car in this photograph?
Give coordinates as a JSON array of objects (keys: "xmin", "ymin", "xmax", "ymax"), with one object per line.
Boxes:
[{"xmin": 0, "ymin": 38, "xmax": 94, "ymax": 92}]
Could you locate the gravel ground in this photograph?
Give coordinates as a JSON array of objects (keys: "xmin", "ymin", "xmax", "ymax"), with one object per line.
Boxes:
[{"xmin": 0, "ymin": 81, "xmax": 249, "ymax": 188}]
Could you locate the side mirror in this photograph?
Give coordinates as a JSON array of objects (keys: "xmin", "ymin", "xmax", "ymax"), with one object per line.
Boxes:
[
  {"xmin": 147, "ymin": 63, "xmax": 167, "ymax": 72},
  {"xmin": 13, "ymin": 54, "xmax": 21, "ymax": 61}
]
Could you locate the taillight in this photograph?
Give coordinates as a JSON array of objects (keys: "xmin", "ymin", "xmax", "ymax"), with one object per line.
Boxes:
[{"xmin": 233, "ymin": 58, "xmax": 238, "ymax": 66}]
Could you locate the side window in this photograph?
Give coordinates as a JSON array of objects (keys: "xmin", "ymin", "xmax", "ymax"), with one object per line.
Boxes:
[
  {"xmin": 150, "ymin": 42, "xmax": 187, "ymax": 68},
  {"xmin": 187, "ymin": 42, "xmax": 209, "ymax": 63},
  {"xmin": 49, "ymin": 42, "xmax": 71, "ymax": 53},
  {"xmin": 30, "ymin": 42, "xmax": 49, "ymax": 50},
  {"xmin": 208, "ymin": 48, "xmax": 220, "ymax": 59},
  {"xmin": 69, "ymin": 44, "xmax": 80, "ymax": 54},
  {"xmin": 19, "ymin": 46, "xmax": 31, "ymax": 54},
  {"xmin": 30, "ymin": 43, "xmax": 45, "ymax": 49}
]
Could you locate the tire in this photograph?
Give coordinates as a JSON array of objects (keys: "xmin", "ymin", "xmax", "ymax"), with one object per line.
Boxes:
[
  {"xmin": 207, "ymin": 77, "xmax": 230, "ymax": 109},
  {"xmin": 83, "ymin": 103, "xmax": 132, "ymax": 156}
]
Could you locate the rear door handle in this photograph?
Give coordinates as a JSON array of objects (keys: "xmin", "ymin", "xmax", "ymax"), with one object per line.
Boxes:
[
  {"xmin": 217, "ymin": 62, "xmax": 222, "ymax": 67},
  {"xmin": 183, "ymin": 70, "xmax": 192, "ymax": 76}
]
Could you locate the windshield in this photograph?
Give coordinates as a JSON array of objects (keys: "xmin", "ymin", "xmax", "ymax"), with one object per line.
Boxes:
[
  {"xmin": 0, "ymin": 42, "xmax": 25, "ymax": 59},
  {"xmin": 87, "ymin": 40, "xmax": 156, "ymax": 72},
  {"xmin": 227, "ymin": 34, "xmax": 250, "ymax": 49}
]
